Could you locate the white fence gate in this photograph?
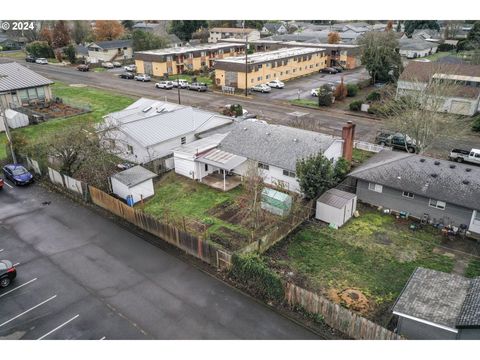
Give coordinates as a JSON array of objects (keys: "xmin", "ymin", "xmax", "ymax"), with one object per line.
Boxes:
[
  {"xmin": 48, "ymin": 167, "xmax": 64, "ymax": 186},
  {"xmin": 63, "ymin": 175, "xmax": 83, "ymax": 196}
]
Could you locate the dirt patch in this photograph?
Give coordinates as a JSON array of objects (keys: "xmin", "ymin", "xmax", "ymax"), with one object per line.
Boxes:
[
  {"xmin": 209, "ymin": 226, "xmax": 250, "ymax": 251},
  {"xmin": 209, "ymin": 201, "xmax": 244, "ymax": 226},
  {"xmin": 328, "ymin": 288, "xmax": 370, "ymax": 314}
]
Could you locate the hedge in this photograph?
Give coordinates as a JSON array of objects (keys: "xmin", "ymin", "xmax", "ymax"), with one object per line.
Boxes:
[
  {"xmin": 230, "ymin": 253, "xmax": 284, "ymax": 302},
  {"xmin": 346, "ymin": 83, "xmax": 359, "ymax": 97},
  {"xmin": 349, "ymin": 100, "xmax": 363, "ymax": 111}
]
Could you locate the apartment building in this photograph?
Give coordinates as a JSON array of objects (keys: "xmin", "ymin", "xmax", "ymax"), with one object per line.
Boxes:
[
  {"xmin": 214, "ymin": 47, "xmax": 327, "ymax": 89},
  {"xmin": 134, "ymin": 43, "xmax": 245, "ymax": 76},
  {"xmin": 208, "ymin": 27, "xmax": 260, "ymax": 43}
]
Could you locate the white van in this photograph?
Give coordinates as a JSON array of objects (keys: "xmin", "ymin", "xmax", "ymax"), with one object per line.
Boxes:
[{"xmin": 173, "ymin": 79, "xmax": 189, "ymax": 88}]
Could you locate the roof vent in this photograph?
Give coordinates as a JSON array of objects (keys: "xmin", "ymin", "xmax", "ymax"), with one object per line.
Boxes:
[
  {"xmin": 434, "ymin": 161, "xmax": 440, "ymax": 165},
  {"xmin": 420, "ymin": 158, "xmax": 426, "ymax": 163},
  {"xmin": 463, "ymin": 180, "xmax": 470, "ymax": 185},
  {"xmin": 142, "ymin": 106, "xmax": 152, "ymax": 113},
  {"xmin": 243, "ymin": 127, "xmax": 248, "ymax": 131},
  {"xmin": 466, "ymin": 168, "xmax": 472, "ymax": 172},
  {"xmin": 449, "ymin": 164, "xmax": 456, "ymax": 169},
  {"xmin": 293, "ymin": 138, "xmax": 298, "ymax": 142},
  {"xmin": 266, "ymin": 132, "xmax": 271, "ymax": 136},
  {"xmin": 430, "ymin": 173, "xmax": 438, "ymax": 178}
]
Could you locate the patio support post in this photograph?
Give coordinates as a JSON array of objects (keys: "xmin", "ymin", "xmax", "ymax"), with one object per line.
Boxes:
[{"xmin": 223, "ymin": 171, "xmax": 226, "ymax": 191}]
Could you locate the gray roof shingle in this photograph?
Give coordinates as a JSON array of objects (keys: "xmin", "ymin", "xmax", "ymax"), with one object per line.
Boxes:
[
  {"xmin": 112, "ymin": 165, "xmax": 156, "ymax": 187},
  {"xmin": 90, "ymin": 40, "xmax": 132, "ymax": 50},
  {"xmin": 0, "ymin": 62, "xmax": 53, "ymax": 92},
  {"xmin": 317, "ymin": 188, "xmax": 356, "ymax": 209},
  {"xmin": 456, "ymin": 278, "xmax": 480, "ymax": 328}
]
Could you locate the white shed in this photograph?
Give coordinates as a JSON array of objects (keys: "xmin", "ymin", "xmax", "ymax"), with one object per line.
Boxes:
[
  {"xmin": 316, "ymin": 188, "xmax": 357, "ymax": 227},
  {"xmin": 5, "ymin": 109, "xmax": 29, "ymax": 129},
  {"xmin": 111, "ymin": 166, "xmax": 157, "ymax": 205}
]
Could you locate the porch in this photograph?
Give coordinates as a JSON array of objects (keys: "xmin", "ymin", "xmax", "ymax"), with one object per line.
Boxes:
[{"xmin": 201, "ymin": 172, "xmax": 242, "ymax": 192}]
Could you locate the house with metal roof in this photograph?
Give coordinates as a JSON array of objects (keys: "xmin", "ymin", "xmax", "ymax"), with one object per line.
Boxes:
[
  {"xmin": 348, "ymin": 151, "xmax": 480, "ymax": 238},
  {"xmin": 87, "ymin": 39, "xmax": 133, "ymax": 63},
  {"xmin": 100, "ymin": 98, "xmax": 234, "ymax": 171},
  {"xmin": 393, "ymin": 267, "xmax": 480, "ymax": 339},
  {"xmin": 398, "ymin": 38, "xmax": 438, "ymax": 58}
]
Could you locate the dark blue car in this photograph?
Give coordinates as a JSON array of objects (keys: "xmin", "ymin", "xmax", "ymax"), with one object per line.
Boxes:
[{"xmin": 2, "ymin": 164, "xmax": 34, "ymax": 186}]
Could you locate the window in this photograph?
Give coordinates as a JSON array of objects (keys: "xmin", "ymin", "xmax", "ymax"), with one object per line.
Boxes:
[
  {"xmin": 167, "ymin": 67, "xmax": 173, "ymax": 73},
  {"xmin": 257, "ymin": 76, "xmax": 262, "ymax": 81},
  {"xmin": 258, "ymin": 162, "xmax": 269, "ymax": 171},
  {"xmin": 309, "ymin": 65, "xmax": 313, "ymax": 69},
  {"xmin": 205, "ymin": 164, "xmax": 209, "ymax": 172},
  {"xmin": 429, "ymin": 199, "xmax": 446, "ymax": 210},
  {"xmin": 368, "ymin": 183, "xmax": 383, "ymax": 193},
  {"xmin": 282, "ymin": 170, "xmax": 296, "ymax": 178},
  {"xmin": 292, "ymin": 68, "xmax": 296, "ymax": 73},
  {"xmin": 27, "ymin": 88, "xmax": 37, "ymax": 99},
  {"xmin": 280, "ymin": 71, "xmax": 283, "ymax": 76},
  {"xmin": 402, "ymin": 191, "xmax": 414, "ymax": 199},
  {"xmin": 18, "ymin": 89, "xmax": 29, "ymax": 101},
  {"xmin": 266, "ymin": 74, "xmax": 270, "ymax": 79},
  {"xmin": 127, "ymin": 145, "xmax": 134, "ymax": 154},
  {"xmin": 181, "ymin": 136, "xmax": 186, "ymax": 145},
  {"xmin": 36, "ymin": 87, "xmax": 45, "ymax": 99},
  {"xmin": 286, "ymin": 70, "xmax": 290, "ymax": 74}
]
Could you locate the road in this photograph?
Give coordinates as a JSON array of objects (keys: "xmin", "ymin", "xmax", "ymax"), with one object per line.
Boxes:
[{"xmin": 0, "ymin": 182, "xmax": 319, "ymax": 339}]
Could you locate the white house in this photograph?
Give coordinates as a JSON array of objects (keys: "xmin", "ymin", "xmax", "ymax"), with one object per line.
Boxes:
[
  {"xmin": 261, "ymin": 23, "xmax": 288, "ymax": 35},
  {"xmin": 100, "ymin": 98, "xmax": 234, "ymax": 170},
  {"xmin": 208, "ymin": 28, "xmax": 260, "ymax": 43},
  {"xmin": 87, "ymin": 40, "xmax": 133, "ymax": 63},
  {"xmin": 398, "ymin": 38, "xmax": 438, "ymax": 58},
  {"xmin": 111, "ymin": 165, "xmax": 157, "ymax": 205},
  {"xmin": 315, "ymin": 188, "xmax": 357, "ymax": 227}
]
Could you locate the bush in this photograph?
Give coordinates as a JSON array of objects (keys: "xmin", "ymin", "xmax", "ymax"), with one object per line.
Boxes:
[
  {"xmin": 366, "ymin": 91, "xmax": 381, "ymax": 102},
  {"xmin": 349, "ymin": 100, "xmax": 363, "ymax": 111},
  {"xmin": 367, "ymin": 104, "xmax": 381, "ymax": 114},
  {"xmin": 230, "ymin": 253, "xmax": 284, "ymax": 302},
  {"xmin": 472, "ymin": 115, "xmax": 480, "ymax": 132},
  {"xmin": 26, "ymin": 41, "xmax": 54, "ymax": 58},
  {"xmin": 346, "ymin": 83, "xmax": 359, "ymax": 97},
  {"xmin": 438, "ymin": 43, "xmax": 456, "ymax": 52},
  {"xmin": 317, "ymin": 84, "xmax": 334, "ymax": 107}
]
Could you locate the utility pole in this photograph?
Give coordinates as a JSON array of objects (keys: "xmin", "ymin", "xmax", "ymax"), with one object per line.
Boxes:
[
  {"xmin": 177, "ymin": 71, "xmax": 181, "ymax": 105},
  {"xmin": 244, "ymin": 21, "xmax": 248, "ymax": 97},
  {"xmin": 0, "ymin": 100, "xmax": 17, "ymax": 164}
]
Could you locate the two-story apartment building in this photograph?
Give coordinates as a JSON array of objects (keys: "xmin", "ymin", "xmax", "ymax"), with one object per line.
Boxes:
[
  {"xmin": 87, "ymin": 40, "xmax": 133, "ymax": 63},
  {"xmin": 214, "ymin": 47, "xmax": 327, "ymax": 89},
  {"xmin": 134, "ymin": 43, "xmax": 245, "ymax": 76},
  {"xmin": 208, "ymin": 27, "xmax": 260, "ymax": 43}
]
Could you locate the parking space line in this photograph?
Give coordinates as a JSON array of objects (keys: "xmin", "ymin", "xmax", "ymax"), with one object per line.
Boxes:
[
  {"xmin": 3, "ymin": 181, "xmax": 13, "ymax": 189},
  {"xmin": 0, "ymin": 249, "xmax": 4, "ymax": 252},
  {"xmin": 0, "ymin": 295, "xmax": 57, "ymax": 328},
  {"xmin": 0, "ymin": 278, "xmax": 37, "ymax": 299},
  {"xmin": 13, "ymin": 262, "xmax": 20, "ymax": 267},
  {"xmin": 99, "ymin": 336, "xmax": 106, "ymax": 340},
  {"xmin": 37, "ymin": 314, "xmax": 79, "ymax": 340}
]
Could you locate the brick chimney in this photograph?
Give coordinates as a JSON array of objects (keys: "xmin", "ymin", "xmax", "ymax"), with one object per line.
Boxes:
[{"xmin": 342, "ymin": 121, "xmax": 356, "ymax": 162}]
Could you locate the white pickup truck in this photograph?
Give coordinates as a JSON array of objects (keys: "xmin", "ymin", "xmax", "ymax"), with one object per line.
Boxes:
[{"xmin": 449, "ymin": 148, "xmax": 480, "ymax": 165}]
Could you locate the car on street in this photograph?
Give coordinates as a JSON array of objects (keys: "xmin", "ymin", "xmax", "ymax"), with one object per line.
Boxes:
[
  {"xmin": 0, "ymin": 176, "xmax": 4, "ymax": 190},
  {"xmin": 76, "ymin": 64, "xmax": 90, "ymax": 72},
  {"xmin": 172, "ymin": 79, "xmax": 189, "ymax": 88},
  {"xmin": 267, "ymin": 80, "xmax": 285, "ymax": 89},
  {"xmin": 251, "ymin": 84, "xmax": 272, "ymax": 93},
  {"xmin": 449, "ymin": 148, "xmax": 480, "ymax": 165},
  {"xmin": 2, "ymin": 164, "xmax": 34, "ymax": 186},
  {"xmin": 102, "ymin": 62, "xmax": 114, "ymax": 69},
  {"xmin": 0, "ymin": 260, "xmax": 16, "ymax": 288},
  {"xmin": 119, "ymin": 72, "xmax": 135, "ymax": 79},
  {"xmin": 155, "ymin": 81, "xmax": 174, "ymax": 89},
  {"xmin": 320, "ymin": 67, "xmax": 338, "ymax": 74},
  {"xmin": 112, "ymin": 61, "xmax": 122, "ymax": 68},
  {"xmin": 35, "ymin": 58, "xmax": 48, "ymax": 65},
  {"xmin": 333, "ymin": 66, "xmax": 344, "ymax": 73},
  {"xmin": 25, "ymin": 55, "xmax": 36, "ymax": 63},
  {"xmin": 375, "ymin": 132, "xmax": 417, "ymax": 153},
  {"xmin": 134, "ymin": 74, "xmax": 151, "ymax": 82},
  {"xmin": 124, "ymin": 64, "xmax": 136, "ymax": 72},
  {"xmin": 188, "ymin": 82, "xmax": 208, "ymax": 92}
]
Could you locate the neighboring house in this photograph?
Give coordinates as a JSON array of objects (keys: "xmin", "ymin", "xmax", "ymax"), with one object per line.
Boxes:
[
  {"xmin": 74, "ymin": 45, "xmax": 89, "ymax": 61},
  {"xmin": 398, "ymin": 38, "xmax": 438, "ymax": 58},
  {"xmin": 87, "ymin": 40, "xmax": 133, "ymax": 63},
  {"xmin": 100, "ymin": 98, "xmax": 234, "ymax": 170},
  {"xmin": 261, "ymin": 23, "xmax": 288, "ymax": 35},
  {"xmin": 348, "ymin": 151, "xmax": 480, "ymax": 238},
  {"xmin": 0, "ymin": 33, "xmax": 25, "ymax": 50},
  {"xmin": 166, "ymin": 34, "xmax": 183, "ymax": 48},
  {"xmin": 111, "ymin": 165, "xmax": 157, "ymax": 205},
  {"xmin": 208, "ymin": 27, "xmax": 260, "ymax": 43},
  {"xmin": 396, "ymin": 61, "xmax": 480, "ymax": 116},
  {"xmin": 393, "ymin": 267, "xmax": 480, "ymax": 339},
  {"xmin": 411, "ymin": 29, "xmax": 442, "ymax": 42},
  {"xmin": 132, "ymin": 21, "xmax": 169, "ymax": 37}
]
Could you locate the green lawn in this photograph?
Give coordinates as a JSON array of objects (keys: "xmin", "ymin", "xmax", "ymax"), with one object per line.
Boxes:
[
  {"xmin": 424, "ymin": 50, "xmax": 475, "ymax": 62},
  {"xmin": 268, "ymin": 207, "xmax": 455, "ymax": 317},
  {"xmin": 465, "ymin": 258, "xmax": 480, "ymax": 278},
  {"xmin": 0, "ymin": 50, "xmax": 26, "ymax": 59},
  {"xmin": 290, "ymin": 98, "xmax": 319, "ymax": 108}
]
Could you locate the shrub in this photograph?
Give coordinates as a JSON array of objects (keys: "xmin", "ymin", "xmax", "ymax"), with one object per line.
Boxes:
[
  {"xmin": 472, "ymin": 115, "xmax": 480, "ymax": 132},
  {"xmin": 230, "ymin": 253, "xmax": 284, "ymax": 302},
  {"xmin": 366, "ymin": 91, "xmax": 381, "ymax": 102},
  {"xmin": 346, "ymin": 83, "xmax": 359, "ymax": 97},
  {"xmin": 317, "ymin": 84, "xmax": 334, "ymax": 107},
  {"xmin": 438, "ymin": 43, "xmax": 456, "ymax": 52},
  {"xmin": 26, "ymin": 41, "xmax": 54, "ymax": 58},
  {"xmin": 367, "ymin": 104, "xmax": 381, "ymax": 114},
  {"xmin": 349, "ymin": 100, "xmax": 363, "ymax": 111}
]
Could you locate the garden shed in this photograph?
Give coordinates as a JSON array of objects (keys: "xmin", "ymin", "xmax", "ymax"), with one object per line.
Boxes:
[
  {"xmin": 5, "ymin": 109, "xmax": 29, "ymax": 129},
  {"xmin": 111, "ymin": 165, "xmax": 157, "ymax": 206},
  {"xmin": 261, "ymin": 188, "xmax": 292, "ymax": 217},
  {"xmin": 315, "ymin": 188, "xmax": 357, "ymax": 227}
]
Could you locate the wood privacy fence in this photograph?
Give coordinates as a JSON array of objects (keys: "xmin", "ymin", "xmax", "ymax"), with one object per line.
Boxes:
[
  {"xmin": 285, "ymin": 282, "xmax": 402, "ymax": 340},
  {"xmin": 88, "ymin": 186, "xmax": 228, "ymax": 267}
]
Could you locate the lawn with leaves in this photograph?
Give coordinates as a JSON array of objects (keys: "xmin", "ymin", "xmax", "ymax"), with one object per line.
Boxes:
[{"xmin": 465, "ymin": 258, "xmax": 480, "ymax": 278}]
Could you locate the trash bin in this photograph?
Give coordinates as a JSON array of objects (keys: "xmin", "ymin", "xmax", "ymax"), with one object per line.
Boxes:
[{"xmin": 126, "ymin": 195, "xmax": 134, "ymax": 207}]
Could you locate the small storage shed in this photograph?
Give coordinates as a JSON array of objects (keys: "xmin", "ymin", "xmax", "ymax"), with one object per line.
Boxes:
[
  {"xmin": 5, "ymin": 109, "xmax": 29, "ymax": 129},
  {"xmin": 261, "ymin": 188, "xmax": 292, "ymax": 217},
  {"xmin": 111, "ymin": 165, "xmax": 157, "ymax": 205},
  {"xmin": 316, "ymin": 188, "xmax": 357, "ymax": 227}
]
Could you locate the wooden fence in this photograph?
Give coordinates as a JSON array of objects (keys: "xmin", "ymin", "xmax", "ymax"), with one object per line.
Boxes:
[
  {"xmin": 285, "ymin": 282, "xmax": 402, "ymax": 340},
  {"xmin": 89, "ymin": 186, "xmax": 225, "ymax": 266}
]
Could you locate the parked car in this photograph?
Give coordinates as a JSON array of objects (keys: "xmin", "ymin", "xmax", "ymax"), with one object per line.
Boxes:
[
  {"xmin": 119, "ymin": 72, "xmax": 135, "ymax": 79},
  {"xmin": 311, "ymin": 88, "xmax": 319, "ymax": 97},
  {"xmin": 188, "ymin": 82, "xmax": 208, "ymax": 92},
  {"xmin": 375, "ymin": 132, "xmax": 417, "ymax": 153},
  {"xmin": 0, "ymin": 260, "xmax": 16, "ymax": 288},
  {"xmin": 449, "ymin": 148, "xmax": 480, "ymax": 165},
  {"xmin": 2, "ymin": 164, "xmax": 34, "ymax": 186},
  {"xmin": 333, "ymin": 66, "xmax": 344, "ymax": 73},
  {"xmin": 320, "ymin": 67, "xmax": 338, "ymax": 74},
  {"xmin": 267, "ymin": 80, "xmax": 285, "ymax": 89},
  {"xmin": 124, "ymin": 64, "xmax": 136, "ymax": 72},
  {"xmin": 25, "ymin": 55, "xmax": 36, "ymax": 63},
  {"xmin": 102, "ymin": 62, "xmax": 114, "ymax": 69},
  {"xmin": 155, "ymin": 81, "xmax": 174, "ymax": 89},
  {"xmin": 76, "ymin": 64, "xmax": 89, "ymax": 72},
  {"xmin": 0, "ymin": 177, "xmax": 4, "ymax": 190},
  {"xmin": 35, "ymin": 58, "xmax": 48, "ymax": 65},
  {"xmin": 172, "ymin": 79, "xmax": 189, "ymax": 88},
  {"xmin": 134, "ymin": 74, "xmax": 151, "ymax": 82},
  {"xmin": 251, "ymin": 84, "xmax": 271, "ymax": 93},
  {"xmin": 112, "ymin": 61, "xmax": 122, "ymax": 68}
]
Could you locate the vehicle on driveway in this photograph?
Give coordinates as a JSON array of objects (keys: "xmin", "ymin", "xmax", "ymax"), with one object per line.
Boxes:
[
  {"xmin": 112, "ymin": 61, "xmax": 122, "ymax": 68},
  {"xmin": 188, "ymin": 82, "xmax": 208, "ymax": 92},
  {"xmin": 172, "ymin": 79, "xmax": 189, "ymax": 88},
  {"xmin": 102, "ymin": 62, "xmax": 114, "ymax": 69},
  {"xmin": 449, "ymin": 148, "xmax": 480, "ymax": 165},
  {"xmin": 0, "ymin": 260, "xmax": 16, "ymax": 288},
  {"xmin": 2, "ymin": 164, "xmax": 34, "ymax": 186},
  {"xmin": 267, "ymin": 80, "xmax": 285, "ymax": 89},
  {"xmin": 124, "ymin": 64, "xmax": 136, "ymax": 72},
  {"xmin": 320, "ymin": 67, "xmax": 338, "ymax": 74},
  {"xmin": 119, "ymin": 72, "xmax": 135, "ymax": 79},
  {"xmin": 76, "ymin": 64, "xmax": 90, "ymax": 72},
  {"xmin": 25, "ymin": 55, "xmax": 36, "ymax": 63},
  {"xmin": 375, "ymin": 132, "xmax": 417, "ymax": 153},
  {"xmin": 251, "ymin": 84, "xmax": 271, "ymax": 93},
  {"xmin": 155, "ymin": 81, "xmax": 174, "ymax": 89},
  {"xmin": 35, "ymin": 58, "xmax": 48, "ymax": 65},
  {"xmin": 134, "ymin": 74, "xmax": 151, "ymax": 82}
]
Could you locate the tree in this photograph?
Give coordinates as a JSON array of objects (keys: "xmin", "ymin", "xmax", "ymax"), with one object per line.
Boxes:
[
  {"xmin": 39, "ymin": 26, "xmax": 53, "ymax": 46},
  {"xmin": 132, "ymin": 30, "xmax": 168, "ymax": 51},
  {"xmin": 191, "ymin": 28, "xmax": 209, "ymax": 43},
  {"xmin": 385, "ymin": 20, "xmax": 394, "ymax": 32},
  {"xmin": 327, "ymin": 32, "xmax": 341, "ymax": 44},
  {"xmin": 296, "ymin": 153, "xmax": 335, "ymax": 200},
  {"xmin": 333, "ymin": 77, "xmax": 347, "ymax": 101},
  {"xmin": 94, "ymin": 20, "xmax": 124, "ymax": 41},
  {"xmin": 358, "ymin": 31, "xmax": 403, "ymax": 84},
  {"xmin": 244, "ymin": 20, "xmax": 266, "ymax": 31},
  {"xmin": 72, "ymin": 20, "xmax": 91, "ymax": 44},
  {"xmin": 26, "ymin": 41, "xmax": 54, "ymax": 58},
  {"xmin": 333, "ymin": 157, "xmax": 351, "ymax": 183},
  {"xmin": 403, "ymin": 20, "xmax": 440, "ymax": 36},
  {"xmin": 318, "ymin": 84, "xmax": 334, "ymax": 106},
  {"xmin": 121, "ymin": 20, "xmax": 135, "ymax": 31},
  {"xmin": 169, "ymin": 20, "xmax": 208, "ymax": 41},
  {"xmin": 467, "ymin": 21, "xmax": 480, "ymax": 45},
  {"xmin": 63, "ymin": 44, "xmax": 76, "ymax": 64},
  {"xmin": 52, "ymin": 20, "xmax": 71, "ymax": 49},
  {"xmin": 396, "ymin": 21, "xmax": 402, "ymax": 32}
]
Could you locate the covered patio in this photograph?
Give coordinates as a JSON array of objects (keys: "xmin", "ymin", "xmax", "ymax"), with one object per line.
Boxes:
[{"xmin": 201, "ymin": 173, "xmax": 243, "ymax": 191}]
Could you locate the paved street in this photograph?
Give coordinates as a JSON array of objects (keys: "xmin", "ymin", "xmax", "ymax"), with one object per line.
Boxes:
[{"xmin": 0, "ymin": 182, "xmax": 319, "ymax": 339}]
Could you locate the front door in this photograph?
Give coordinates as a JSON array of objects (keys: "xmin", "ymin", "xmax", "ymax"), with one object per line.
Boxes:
[{"xmin": 143, "ymin": 61, "xmax": 153, "ymax": 75}]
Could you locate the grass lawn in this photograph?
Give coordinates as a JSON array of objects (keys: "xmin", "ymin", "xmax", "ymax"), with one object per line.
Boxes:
[
  {"xmin": 290, "ymin": 98, "xmax": 319, "ymax": 108},
  {"xmin": 465, "ymin": 258, "xmax": 480, "ymax": 278},
  {"xmin": 0, "ymin": 83, "xmax": 135, "ymax": 160},
  {"xmin": 267, "ymin": 206, "xmax": 455, "ymax": 321},
  {"xmin": 352, "ymin": 149, "xmax": 375, "ymax": 167},
  {"xmin": 0, "ymin": 50, "xmax": 26, "ymax": 59},
  {"xmin": 424, "ymin": 50, "xmax": 475, "ymax": 62}
]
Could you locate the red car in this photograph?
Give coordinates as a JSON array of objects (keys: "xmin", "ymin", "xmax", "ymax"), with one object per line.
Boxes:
[{"xmin": 0, "ymin": 177, "xmax": 4, "ymax": 189}]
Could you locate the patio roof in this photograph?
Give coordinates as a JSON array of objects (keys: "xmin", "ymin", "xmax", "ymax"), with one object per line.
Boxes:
[{"xmin": 198, "ymin": 149, "xmax": 247, "ymax": 171}]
